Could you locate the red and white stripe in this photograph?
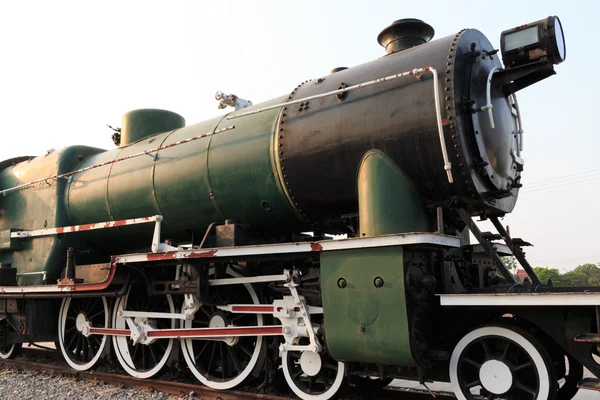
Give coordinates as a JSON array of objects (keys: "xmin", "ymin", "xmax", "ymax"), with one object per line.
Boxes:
[
  {"xmin": 88, "ymin": 325, "xmax": 283, "ymax": 339},
  {"xmin": 12, "ymin": 215, "xmax": 160, "ymax": 239}
]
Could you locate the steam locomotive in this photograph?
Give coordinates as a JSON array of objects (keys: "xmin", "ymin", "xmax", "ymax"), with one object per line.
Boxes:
[{"xmin": 0, "ymin": 14, "xmax": 591, "ymax": 400}]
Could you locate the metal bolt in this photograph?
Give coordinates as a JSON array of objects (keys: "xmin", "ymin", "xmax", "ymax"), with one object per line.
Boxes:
[
  {"xmin": 283, "ymin": 326, "xmax": 293, "ymax": 336},
  {"xmin": 337, "ymin": 278, "xmax": 347, "ymax": 288},
  {"xmin": 374, "ymin": 277, "xmax": 384, "ymax": 288}
]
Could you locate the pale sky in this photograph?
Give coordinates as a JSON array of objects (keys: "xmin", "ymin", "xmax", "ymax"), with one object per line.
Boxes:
[{"xmin": 0, "ymin": 0, "xmax": 597, "ymax": 271}]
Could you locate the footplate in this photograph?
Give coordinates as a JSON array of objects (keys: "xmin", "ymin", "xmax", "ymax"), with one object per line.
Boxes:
[
  {"xmin": 574, "ymin": 333, "xmax": 600, "ymax": 343},
  {"xmin": 578, "ymin": 377, "xmax": 600, "ymax": 391}
]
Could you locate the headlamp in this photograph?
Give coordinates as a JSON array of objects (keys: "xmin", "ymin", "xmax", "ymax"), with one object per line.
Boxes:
[{"xmin": 500, "ymin": 16, "xmax": 566, "ymax": 68}]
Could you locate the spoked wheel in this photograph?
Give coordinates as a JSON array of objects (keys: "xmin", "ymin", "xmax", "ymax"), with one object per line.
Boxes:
[
  {"xmin": 112, "ymin": 287, "xmax": 175, "ymax": 378},
  {"xmin": 58, "ymin": 297, "xmax": 109, "ymax": 370},
  {"xmin": 450, "ymin": 325, "xmax": 557, "ymax": 400},
  {"xmin": 282, "ymin": 338, "xmax": 346, "ymax": 400},
  {"xmin": 0, "ymin": 342, "xmax": 21, "ymax": 359},
  {"xmin": 556, "ymin": 353, "xmax": 583, "ymax": 400},
  {"xmin": 181, "ymin": 266, "xmax": 264, "ymax": 390}
]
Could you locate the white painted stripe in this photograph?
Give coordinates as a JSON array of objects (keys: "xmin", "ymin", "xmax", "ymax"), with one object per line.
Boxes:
[
  {"xmin": 439, "ymin": 293, "xmax": 600, "ymax": 306},
  {"xmin": 115, "ymin": 233, "xmax": 461, "ymax": 264}
]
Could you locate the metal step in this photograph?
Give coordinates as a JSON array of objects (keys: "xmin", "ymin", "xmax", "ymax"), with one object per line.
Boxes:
[
  {"xmin": 574, "ymin": 333, "xmax": 600, "ymax": 343},
  {"xmin": 578, "ymin": 377, "xmax": 600, "ymax": 391}
]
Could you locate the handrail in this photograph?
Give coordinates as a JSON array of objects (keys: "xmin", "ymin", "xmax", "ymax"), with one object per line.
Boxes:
[
  {"xmin": 227, "ymin": 66, "xmax": 454, "ymax": 183},
  {"xmin": 0, "ymin": 126, "xmax": 235, "ymax": 197}
]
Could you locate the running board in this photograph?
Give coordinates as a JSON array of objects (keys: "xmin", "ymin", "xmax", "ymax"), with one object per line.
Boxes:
[{"xmin": 578, "ymin": 377, "xmax": 600, "ymax": 391}]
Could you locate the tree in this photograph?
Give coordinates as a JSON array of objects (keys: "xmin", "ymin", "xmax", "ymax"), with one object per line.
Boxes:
[
  {"xmin": 502, "ymin": 256, "xmax": 518, "ymax": 273},
  {"xmin": 554, "ymin": 270, "xmax": 591, "ymax": 287},
  {"xmin": 573, "ymin": 263, "xmax": 600, "ymax": 286},
  {"xmin": 533, "ymin": 267, "xmax": 560, "ymax": 285}
]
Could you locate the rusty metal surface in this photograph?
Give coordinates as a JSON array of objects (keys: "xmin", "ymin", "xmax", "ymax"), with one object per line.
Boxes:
[
  {"xmin": 578, "ymin": 377, "xmax": 600, "ymax": 391},
  {"xmin": 574, "ymin": 333, "xmax": 600, "ymax": 343}
]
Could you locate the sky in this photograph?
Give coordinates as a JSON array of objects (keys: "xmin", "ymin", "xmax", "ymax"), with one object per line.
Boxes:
[{"xmin": 0, "ymin": 0, "xmax": 598, "ymax": 271}]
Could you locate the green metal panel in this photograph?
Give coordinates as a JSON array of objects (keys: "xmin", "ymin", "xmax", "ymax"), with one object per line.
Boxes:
[
  {"xmin": 209, "ymin": 98, "xmax": 307, "ymax": 230},
  {"xmin": 152, "ymin": 116, "xmax": 226, "ymax": 233},
  {"xmin": 0, "ymin": 229, "xmax": 21, "ymax": 252},
  {"xmin": 0, "ymin": 146, "xmax": 104, "ymax": 284},
  {"xmin": 67, "ymin": 97, "xmax": 307, "ymax": 246},
  {"xmin": 120, "ymin": 109, "xmax": 185, "ymax": 146},
  {"xmin": 320, "ymin": 246, "xmax": 414, "ymax": 365},
  {"xmin": 358, "ymin": 150, "xmax": 430, "ymax": 236}
]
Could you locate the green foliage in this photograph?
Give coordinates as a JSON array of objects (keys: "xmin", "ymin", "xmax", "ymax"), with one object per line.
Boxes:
[
  {"xmin": 533, "ymin": 263, "xmax": 600, "ymax": 287},
  {"xmin": 533, "ymin": 267, "xmax": 560, "ymax": 285},
  {"xmin": 502, "ymin": 256, "xmax": 518, "ymax": 273}
]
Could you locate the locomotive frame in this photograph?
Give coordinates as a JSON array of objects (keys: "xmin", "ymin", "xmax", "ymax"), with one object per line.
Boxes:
[{"xmin": 0, "ymin": 14, "xmax": 594, "ymax": 400}]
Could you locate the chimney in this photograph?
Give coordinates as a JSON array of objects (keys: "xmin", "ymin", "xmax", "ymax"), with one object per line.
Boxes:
[{"xmin": 377, "ymin": 18, "xmax": 435, "ymax": 54}]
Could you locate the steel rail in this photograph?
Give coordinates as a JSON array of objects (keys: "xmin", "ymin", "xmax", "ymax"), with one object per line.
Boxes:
[
  {"xmin": 0, "ymin": 125, "xmax": 235, "ymax": 197},
  {"xmin": 2, "ymin": 350, "xmax": 461, "ymax": 399},
  {"xmin": 0, "ymin": 358, "xmax": 290, "ymax": 400}
]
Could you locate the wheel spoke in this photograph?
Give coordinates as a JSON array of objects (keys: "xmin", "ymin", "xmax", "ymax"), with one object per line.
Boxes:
[
  {"xmin": 480, "ymin": 339, "xmax": 492, "ymax": 358},
  {"xmin": 319, "ymin": 368, "xmax": 330, "ymax": 387},
  {"xmin": 463, "ymin": 357, "xmax": 482, "ymax": 368},
  {"xmin": 194, "ymin": 342, "xmax": 210, "ymax": 362},
  {"xmin": 293, "ymin": 368, "xmax": 304, "ymax": 379},
  {"xmin": 514, "ymin": 361, "xmax": 533, "ymax": 372},
  {"xmin": 220, "ymin": 343, "xmax": 227, "ymax": 379},
  {"xmin": 149, "ymin": 344, "xmax": 158, "ymax": 367},
  {"xmin": 465, "ymin": 379, "xmax": 481, "ymax": 389},
  {"xmin": 207, "ymin": 342, "xmax": 217, "ymax": 373},
  {"xmin": 501, "ymin": 341, "xmax": 511, "ymax": 360},
  {"xmin": 515, "ymin": 380, "xmax": 537, "ymax": 396},
  {"xmin": 226, "ymin": 346, "xmax": 242, "ymax": 374}
]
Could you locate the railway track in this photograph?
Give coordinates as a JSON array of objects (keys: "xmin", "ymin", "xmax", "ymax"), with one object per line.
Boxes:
[
  {"xmin": 4, "ymin": 347, "xmax": 458, "ymax": 399},
  {"xmin": 0, "ymin": 357, "xmax": 288, "ymax": 400}
]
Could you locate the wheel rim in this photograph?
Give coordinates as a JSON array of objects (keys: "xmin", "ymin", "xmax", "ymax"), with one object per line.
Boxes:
[
  {"xmin": 282, "ymin": 338, "xmax": 345, "ymax": 400},
  {"xmin": 112, "ymin": 289, "xmax": 175, "ymax": 379},
  {"xmin": 0, "ymin": 343, "xmax": 20, "ymax": 360},
  {"xmin": 181, "ymin": 267, "xmax": 264, "ymax": 390},
  {"xmin": 556, "ymin": 354, "xmax": 582, "ymax": 400},
  {"xmin": 450, "ymin": 326, "xmax": 552, "ymax": 400},
  {"xmin": 58, "ymin": 297, "xmax": 109, "ymax": 371}
]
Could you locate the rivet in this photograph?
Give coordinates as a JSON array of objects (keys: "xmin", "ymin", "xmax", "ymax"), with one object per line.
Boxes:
[
  {"xmin": 338, "ymin": 278, "xmax": 347, "ymax": 289},
  {"xmin": 279, "ymin": 135, "xmax": 283, "ymax": 139}
]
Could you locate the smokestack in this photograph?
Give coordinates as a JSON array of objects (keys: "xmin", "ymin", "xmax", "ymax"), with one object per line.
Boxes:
[{"xmin": 377, "ymin": 18, "xmax": 435, "ymax": 54}]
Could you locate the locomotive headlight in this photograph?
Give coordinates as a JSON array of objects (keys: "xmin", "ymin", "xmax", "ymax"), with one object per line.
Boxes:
[{"xmin": 500, "ymin": 16, "xmax": 566, "ymax": 68}]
